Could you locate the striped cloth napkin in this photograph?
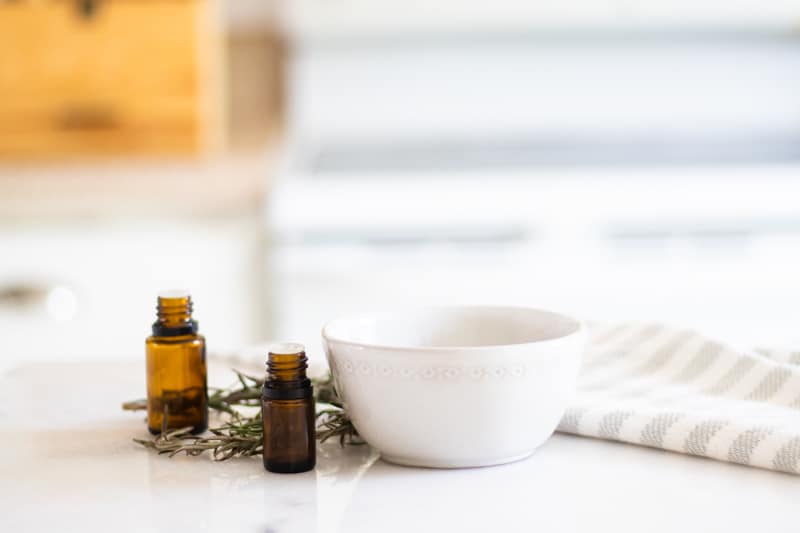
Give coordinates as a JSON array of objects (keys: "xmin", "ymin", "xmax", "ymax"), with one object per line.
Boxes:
[{"xmin": 558, "ymin": 322, "xmax": 800, "ymax": 474}]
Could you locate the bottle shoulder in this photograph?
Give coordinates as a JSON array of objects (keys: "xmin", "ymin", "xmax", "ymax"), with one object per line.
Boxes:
[{"xmin": 146, "ymin": 333, "xmax": 205, "ymax": 345}]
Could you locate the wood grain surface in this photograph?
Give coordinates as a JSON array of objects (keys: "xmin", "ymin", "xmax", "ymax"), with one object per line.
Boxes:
[{"xmin": 0, "ymin": 0, "xmax": 223, "ymax": 158}]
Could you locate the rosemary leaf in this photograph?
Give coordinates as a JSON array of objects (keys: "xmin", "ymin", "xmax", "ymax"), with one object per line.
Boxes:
[{"xmin": 123, "ymin": 370, "xmax": 361, "ymax": 460}]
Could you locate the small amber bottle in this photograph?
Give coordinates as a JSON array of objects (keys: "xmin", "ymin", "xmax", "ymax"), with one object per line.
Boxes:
[
  {"xmin": 145, "ymin": 291, "xmax": 208, "ymax": 435},
  {"xmin": 262, "ymin": 343, "xmax": 316, "ymax": 473}
]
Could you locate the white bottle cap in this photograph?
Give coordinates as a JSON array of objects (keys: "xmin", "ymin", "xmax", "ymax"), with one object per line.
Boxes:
[
  {"xmin": 268, "ymin": 342, "xmax": 306, "ymax": 355},
  {"xmin": 158, "ymin": 289, "xmax": 191, "ymax": 299}
]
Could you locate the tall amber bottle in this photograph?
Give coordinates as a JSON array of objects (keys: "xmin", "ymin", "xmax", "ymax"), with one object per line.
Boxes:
[
  {"xmin": 262, "ymin": 343, "xmax": 316, "ymax": 473},
  {"xmin": 145, "ymin": 291, "xmax": 207, "ymax": 434}
]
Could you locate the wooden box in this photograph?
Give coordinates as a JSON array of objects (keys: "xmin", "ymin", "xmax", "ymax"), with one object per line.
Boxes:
[{"xmin": 0, "ymin": 0, "xmax": 223, "ymax": 158}]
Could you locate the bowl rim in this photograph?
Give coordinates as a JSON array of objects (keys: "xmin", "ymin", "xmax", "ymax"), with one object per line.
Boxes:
[{"xmin": 321, "ymin": 305, "xmax": 585, "ymax": 352}]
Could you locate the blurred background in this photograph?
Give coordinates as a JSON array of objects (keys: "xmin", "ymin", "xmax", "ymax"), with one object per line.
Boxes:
[{"xmin": 1, "ymin": 0, "xmax": 800, "ymax": 372}]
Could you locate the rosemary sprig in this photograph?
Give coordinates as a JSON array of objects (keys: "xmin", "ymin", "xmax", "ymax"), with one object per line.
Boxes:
[{"xmin": 123, "ymin": 370, "xmax": 362, "ymax": 460}]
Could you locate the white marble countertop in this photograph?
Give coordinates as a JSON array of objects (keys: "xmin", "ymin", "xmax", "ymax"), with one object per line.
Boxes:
[{"xmin": 2, "ymin": 361, "xmax": 797, "ymax": 533}]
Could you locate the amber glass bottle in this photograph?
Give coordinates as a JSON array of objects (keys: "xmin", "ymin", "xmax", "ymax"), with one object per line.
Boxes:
[
  {"xmin": 145, "ymin": 291, "xmax": 207, "ymax": 435},
  {"xmin": 262, "ymin": 343, "xmax": 316, "ymax": 473}
]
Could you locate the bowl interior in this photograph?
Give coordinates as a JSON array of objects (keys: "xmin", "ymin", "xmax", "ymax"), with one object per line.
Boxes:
[{"xmin": 323, "ymin": 306, "xmax": 580, "ymax": 349}]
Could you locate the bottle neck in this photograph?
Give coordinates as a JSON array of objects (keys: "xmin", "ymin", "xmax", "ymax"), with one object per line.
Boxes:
[
  {"xmin": 152, "ymin": 294, "xmax": 198, "ymax": 336},
  {"xmin": 263, "ymin": 345, "xmax": 313, "ymax": 400}
]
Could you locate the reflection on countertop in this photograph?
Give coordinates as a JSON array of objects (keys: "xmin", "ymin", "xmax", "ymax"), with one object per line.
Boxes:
[{"xmin": 1, "ymin": 360, "xmax": 797, "ymax": 533}]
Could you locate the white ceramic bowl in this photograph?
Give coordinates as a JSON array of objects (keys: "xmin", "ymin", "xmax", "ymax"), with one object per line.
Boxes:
[{"xmin": 322, "ymin": 306, "xmax": 585, "ymax": 468}]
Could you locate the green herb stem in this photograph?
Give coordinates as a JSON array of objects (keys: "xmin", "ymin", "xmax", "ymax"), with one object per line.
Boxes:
[{"xmin": 124, "ymin": 370, "xmax": 361, "ymax": 460}]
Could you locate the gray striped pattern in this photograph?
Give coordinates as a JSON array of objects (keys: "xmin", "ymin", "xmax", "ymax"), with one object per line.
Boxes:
[
  {"xmin": 631, "ymin": 331, "xmax": 693, "ymax": 377},
  {"xmin": 684, "ymin": 419, "xmax": 728, "ymax": 456},
  {"xmin": 746, "ymin": 367, "xmax": 792, "ymax": 402},
  {"xmin": 772, "ymin": 436, "xmax": 800, "ymax": 474},
  {"xmin": 792, "ymin": 394, "xmax": 800, "ymax": 410},
  {"xmin": 558, "ymin": 407, "xmax": 587, "ymax": 434},
  {"xmin": 706, "ymin": 358, "xmax": 757, "ymax": 395},
  {"xmin": 673, "ymin": 341, "xmax": 723, "ymax": 383},
  {"xmin": 727, "ymin": 428, "xmax": 773, "ymax": 465},
  {"xmin": 561, "ymin": 323, "xmax": 800, "ymax": 475},
  {"xmin": 640, "ymin": 412, "xmax": 684, "ymax": 448},
  {"xmin": 620, "ymin": 324, "xmax": 663, "ymax": 348},
  {"xmin": 580, "ymin": 325, "xmax": 666, "ymax": 386},
  {"xmin": 598, "ymin": 411, "xmax": 634, "ymax": 440}
]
